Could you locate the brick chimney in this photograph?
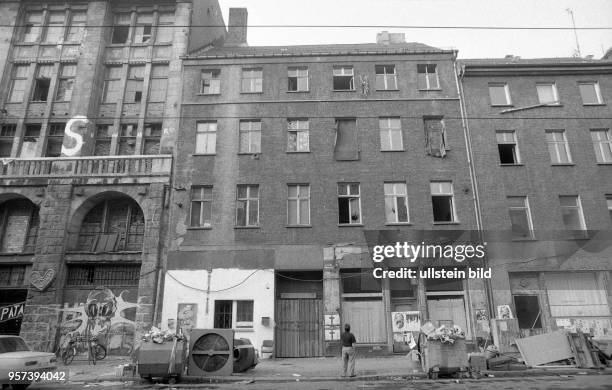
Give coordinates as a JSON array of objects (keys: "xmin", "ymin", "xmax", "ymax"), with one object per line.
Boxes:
[{"xmin": 225, "ymin": 8, "xmax": 248, "ymax": 47}]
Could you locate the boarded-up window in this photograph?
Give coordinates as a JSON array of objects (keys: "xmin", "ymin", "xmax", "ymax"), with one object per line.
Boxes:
[
  {"xmin": 94, "ymin": 125, "xmax": 113, "ymax": 156},
  {"xmin": 143, "ymin": 123, "xmax": 162, "ymax": 154},
  {"xmin": 9, "ymin": 65, "xmax": 29, "ymax": 103},
  {"xmin": 103, "ymin": 66, "xmax": 123, "ymax": 102},
  {"xmin": 545, "ymin": 273, "xmax": 610, "ymax": 317},
  {"xmin": 0, "ymin": 124, "xmax": 17, "ymax": 157},
  {"xmin": 20, "ymin": 125, "xmax": 41, "ymax": 158},
  {"xmin": 125, "ymin": 66, "xmax": 144, "ymax": 103},
  {"xmin": 118, "ymin": 124, "xmax": 137, "ymax": 155},
  {"xmin": 148, "ymin": 66, "xmax": 168, "ymax": 102},
  {"xmin": 424, "ymin": 117, "xmax": 447, "ymax": 157},
  {"xmin": 334, "ymin": 119, "xmax": 359, "ymax": 160},
  {"xmin": 0, "ymin": 199, "xmax": 39, "ymax": 253}
]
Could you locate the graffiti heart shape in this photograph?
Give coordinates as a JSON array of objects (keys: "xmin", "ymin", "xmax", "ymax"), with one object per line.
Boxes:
[{"xmin": 30, "ymin": 269, "xmax": 56, "ymax": 291}]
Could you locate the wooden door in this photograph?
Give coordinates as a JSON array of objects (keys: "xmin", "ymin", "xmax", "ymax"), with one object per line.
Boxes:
[
  {"xmin": 341, "ymin": 300, "xmax": 386, "ymax": 343},
  {"xmin": 427, "ymin": 297, "xmax": 469, "ymax": 338},
  {"xmin": 275, "ymin": 299, "xmax": 323, "ymax": 357}
]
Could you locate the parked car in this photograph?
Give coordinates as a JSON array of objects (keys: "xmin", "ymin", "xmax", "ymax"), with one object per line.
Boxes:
[{"xmin": 0, "ymin": 335, "xmax": 57, "ymax": 390}]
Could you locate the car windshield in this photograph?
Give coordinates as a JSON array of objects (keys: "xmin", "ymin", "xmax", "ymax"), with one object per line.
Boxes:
[{"xmin": 0, "ymin": 337, "xmax": 30, "ymax": 353}]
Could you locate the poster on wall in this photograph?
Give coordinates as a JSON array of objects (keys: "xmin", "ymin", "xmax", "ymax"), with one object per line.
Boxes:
[
  {"xmin": 177, "ymin": 303, "xmax": 197, "ymax": 336},
  {"xmin": 324, "ymin": 314, "xmax": 341, "ymax": 340},
  {"xmin": 497, "ymin": 305, "xmax": 514, "ymax": 319},
  {"xmin": 555, "ymin": 318, "xmax": 612, "ymax": 339},
  {"xmin": 392, "ymin": 311, "xmax": 420, "ymax": 333}
]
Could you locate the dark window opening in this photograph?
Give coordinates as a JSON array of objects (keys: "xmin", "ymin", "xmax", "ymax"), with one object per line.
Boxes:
[
  {"xmin": 432, "ymin": 196, "xmax": 453, "ymax": 222},
  {"xmin": 338, "ymin": 198, "xmax": 350, "ymax": 224},
  {"xmin": 425, "ymin": 269, "xmax": 464, "ymax": 291},
  {"xmin": 32, "ymin": 78, "xmax": 50, "ymax": 101},
  {"xmin": 0, "ymin": 265, "xmax": 27, "ymax": 287},
  {"xmin": 390, "ymin": 276, "xmax": 414, "ymax": 298},
  {"xmin": 214, "ymin": 300, "xmax": 233, "ymax": 328},
  {"xmin": 112, "ymin": 25, "xmax": 129, "ymax": 44},
  {"xmin": 341, "ymin": 269, "xmax": 381, "ymax": 293},
  {"xmin": 498, "ymin": 144, "xmax": 517, "ymax": 164},
  {"xmin": 333, "ymin": 76, "xmax": 353, "ymax": 90},
  {"xmin": 513, "ymin": 295, "xmax": 542, "ymax": 329},
  {"xmin": 66, "ymin": 264, "xmax": 140, "ymax": 286}
]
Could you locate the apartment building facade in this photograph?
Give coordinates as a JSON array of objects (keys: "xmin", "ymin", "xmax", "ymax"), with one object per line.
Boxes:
[
  {"xmin": 0, "ymin": 0, "xmax": 225, "ymax": 354},
  {"xmin": 459, "ymin": 57, "xmax": 612, "ymax": 351},
  {"xmin": 162, "ymin": 10, "xmax": 488, "ymax": 356}
]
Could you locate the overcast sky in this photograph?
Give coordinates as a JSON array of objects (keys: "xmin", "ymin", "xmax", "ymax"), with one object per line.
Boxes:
[{"xmin": 217, "ymin": 0, "xmax": 612, "ymax": 59}]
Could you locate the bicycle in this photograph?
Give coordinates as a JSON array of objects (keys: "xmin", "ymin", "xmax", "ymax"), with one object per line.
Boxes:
[{"xmin": 61, "ymin": 333, "xmax": 107, "ymax": 365}]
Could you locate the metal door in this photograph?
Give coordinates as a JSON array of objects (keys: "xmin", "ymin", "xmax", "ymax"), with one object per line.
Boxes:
[{"xmin": 275, "ymin": 299, "xmax": 323, "ymax": 357}]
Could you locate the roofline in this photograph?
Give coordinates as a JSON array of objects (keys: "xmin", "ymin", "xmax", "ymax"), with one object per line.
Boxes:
[
  {"xmin": 185, "ymin": 48, "xmax": 457, "ymax": 60},
  {"xmin": 460, "ymin": 61, "xmax": 612, "ymax": 76}
]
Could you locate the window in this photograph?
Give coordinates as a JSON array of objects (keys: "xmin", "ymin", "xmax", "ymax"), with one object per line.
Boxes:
[
  {"xmin": 0, "ymin": 265, "xmax": 27, "ymax": 287},
  {"xmin": 334, "ymin": 118, "xmax": 359, "ymax": 160},
  {"xmin": 384, "ymin": 183, "xmax": 409, "ymax": 223},
  {"xmin": 76, "ymin": 198, "xmax": 144, "ymax": 252},
  {"xmin": 513, "ymin": 295, "xmax": 542, "ymax": 329},
  {"xmin": 489, "ymin": 83, "xmax": 511, "ymax": 106},
  {"xmin": 32, "ymin": 65, "xmax": 53, "ymax": 102},
  {"xmin": 241, "ymin": 68, "xmax": 263, "ymax": 93},
  {"xmin": 375, "ymin": 65, "xmax": 397, "ymax": 90},
  {"xmin": 156, "ymin": 12, "xmax": 175, "ymax": 43},
  {"xmin": 195, "ymin": 121, "xmax": 217, "ymax": 154},
  {"xmin": 578, "ymin": 82, "xmax": 603, "ymax": 105},
  {"xmin": 56, "ymin": 64, "xmax": 76, "ymax": 101},
  {"xmin": 606, "ymin": 195, "xmax": 612, "ymax": 222},
  {"xmin": 536, "ymin": 83, "xmax": 559, "ymax": 105},
  {"xmin": 545, "ymin": 130, "xmax": 572, "ymax": 164},
  {"xmin": 118, "ymin": 124, "xmax": 137, "ymax": 155},
  {"xmin": 143, "ymin": 123, "xmax": 162, "ymax": 154},
  {"xmin": 214, "ymin": 300, "xmax": 254, "ymax": 329},
  {"xmin": 94, "ymin": 125, "xmax": 113, "ymax": 156},
  {"xmin": 20, "ymin": 125, "xmax": 40, "ymax": 157},
  {"xmin": 9, "ymin": 65, "xmax": 29, "ymax": 103},
  {"xmin": 22, "ymin": 11, "xmax": 42, "ymax": 42},
  {"xmin": 125, "ymin": 66, "xmax": 144, "ymax": 103},
  {"xmin": 559, "ymin": 195, "xmax": 586, "ymax": 234},
  {"xmin": 236, "ymin": 185, "xmax": 259, "ymax": 227},
  {"xmin": 200, "ymin": 70, "xmax": 220, "ymax": 94},
  {"xmin": 417, "ymin": 64, "xmax": 439, "ymax": 90},
  {"xmin": 287, "ymin": 119, "xmax": 309, "ymax": 152},
  {"xmin": 0, "ymin": 125, "xmax": 16, "ymax": 157},
  {"xmin": 287, "ymin": 184, "xmax": 310, "ymax": 225},
  {"xmin": 66, "ymin": 11, "xmax": 86, "ymax": 42},
  {"xmin": 333, "ymin": 66, "xmax": 354, "ymax": 91},
  {"xmin": 66, "ymin": 264, "xmax": 140, "ymax": 287},
  {"xmin": 112, "ymin": 13, "xmax": 131, "ymax": 44},
  {"xmin": 496, "ymin": 130, "xmax": 520, "ymax": 164},
  {"xmin": 379, "ymin": 117, "xmax": 402, "ymax": 151},
  {"xmin": 288, "ymin": 67, "xmax": 308, "ymax": 92},
  {"xmin": 148, "ymin": 65, "xmax": 168, "ymax": 102},
  {"xmin": 338, "ymin": 183, "xmax": 361, "ymax": 225},
  {"xmin": 431, "ymin": 182, "xmax": 455, "ymax": 223},
  {"xmin": 134, "ymin": 13, "xmax": 152, "ymax": 44},
  {"xmin": 424, "ymin": 117, "xmax": 447, "ymax": 157},
  {"xmin": 239, "ymin": 120, "xmax": 261, "ymax": 153},
  {"xmin": 45, "ymin": 123, "xmax": 65, "ymax": 157},
  {"xmin": 0, "ymin": 199, "xmax": 39, "ymax": 254},
  {"xmin": 44, "ymin": 11, "xmax": 66, "ymax": 43},
  {"xmin": 591, "ymin": 129, "xmax": 612, "ymax": 163},
  {"xmin": 190, "ymin": 186, "xmax": 212, "ymax": 228},
  {"xmin": 507, "ymin": 196, "xmax": 534, "ymax": 239},
  {"xmin": 103, "ymin": 66, "xmax": 123, "ymax": 102}
]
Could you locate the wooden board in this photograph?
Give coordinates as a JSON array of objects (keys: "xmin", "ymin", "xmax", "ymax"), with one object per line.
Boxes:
[
  {"xmin": 275, "ymin": 298, "xmax": 324, "ymax": 358},
  {"xmin": 515, "ymin": 331, "xmax": 573, "ymax": 367}
]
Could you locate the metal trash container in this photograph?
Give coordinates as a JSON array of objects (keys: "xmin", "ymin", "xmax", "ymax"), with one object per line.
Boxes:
[
  {"xmin": 137, "ymin": 339, "xmax": 185, "ymax": 383},
  {"xmin": 420, "ymin": 338, "xmax": 468, "ymax": 379}
]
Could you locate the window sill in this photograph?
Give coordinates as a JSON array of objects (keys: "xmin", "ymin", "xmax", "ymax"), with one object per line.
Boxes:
[
  {"xmin": 197, "ymin": 93, "xmax": 221, "ymax": 96},
  {"xmin": 376, "ymin": 89, "xmax": 400, "ymax": 92},
  {"xmin": 582, "ymin": 103, "xmax": 606, "ymax": 106},
  {"xmin": 385, "ymin": 222, "xmax": 412, "ymax": 226},
  {"xmin": 540, "ymin": 104, "xmax": 563, "ymax": 107},
  {"xmin": 432, "ymin": 221, "xmax": 460, "ymax": 225},
  {"xmin": 234, "ymin": 328, "xmax": 255, "ymax": 332},
  {"xmin": 192, "ymin": 153, "xmax": 216, "ymax": 156},
  {"xmin": 551, "ymin": 163, "xmax": 575, "ymax": 166},
  {"xmin": 237, "ymin": 152, "xmax": 262, "ymax": 155},
  {"xmin": 286, "ymin": 225, "xmax": 312, "ymax": 228},
  {"xmin": 332, "ymin": 89, "xmax": 356, "ymax": 92},
  {"xmin": 286, "ymin": 90, "xmax": 310, "ymax": 93},
  {"xmin": 65, "ymin": 250, "xmax": 143, "ymax": 254},
  {"xmin": 240, "ymin": 91, "xmax": 263, "ymax": 94},
  {"xmin": 596, "ymin": 162, "xmax": 612, "ymax": 165},
  {"xmin": 499, "ymin": 163, "xmax": 524, "ymax": 166},
  {"xmin": 286, "ymin": 150, "xmax": 310, "ymax": 154},
  {"xmin": 187, "ymin": 226, "xmax": 212, "ymax": 230},
  {"xmin": 234, "ymin": 226, "xmax": 260, "ymax": 229},
  {"xmin": 418, "ymin": 88, "xmax": 442, "ymax": 91},
  {"xmin": 380, "ymin": 149, "xmax": 405, "ymax": 152},
  {"xmin": 338, "ymin": 223, "xmax": 363, "ymax": 227},
  {"xmin": 491, "ymin": 104, "xmax": 513, "ymax": 107}
]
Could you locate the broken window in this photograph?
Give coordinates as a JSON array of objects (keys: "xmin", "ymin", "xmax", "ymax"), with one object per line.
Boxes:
[
  {"xmin": 112, "ymin": 13, "xmax": 131, "ymax": 44},
  {"xmin": 333, "ymin": 66, "xmax": 354, "ymax": 91},
  {"xmin": 44, "ymin": 11, "xmax": 66, "ymax": 43},
  {"xmin": 559, "ymin": 195, "xmax": 586, "ymax": 235},
  {"xmin": 507, "ymin": 196, "xmax": 534, "ymax": 239},
  {"xmin": 591, "ymin": 128, "xmax": 612, "ymax": 163},
  {"xmin": 20, "ymin": 125, "xmax": 41, "ymax": 158},
  {"xmin": 190, "ymin": 186, "xmax": 213, "ymax": 228},
  {"xmin": 496, "ymin": 130, "xmax": 519, "ymax": 164},
  {"xmin": 9, "ymin": 65, "xmax": 29, "ymax": 103},
  {"xmin": 334, "ymin": 119, "xmax": 359, "ymax": 160},
  {"xmin": 384, "ymin": 183, "xmax": 409, "ymax": 223},
  {"xmin": 379, "ymin": 117, "xmax": 402, "ymax": 151},
  {"xmin": 338, "ymin": 183, "xmax": 361, "ymax": 225},
  {"xmin": 156, "ymin": 12, "xmax": 175, "ymax": 43},
  {"xmin": 195, "ymin": 121, "xmax": 217, "ymax": 154},
  {"xmin": 241, "ymin": 68, "xmax": 263, "ymax": 93},
  {"xmin": 0, "ymin": 199, "xmax": 39, "ymax": 253},
  {"xmin": 103, "ymin": 66, "xmax": 123, "ymax": 102},
  {"xmin": 22, "ymin": 12, "xmax": 42, "ymax": 42},
  {"xmin": 546, "ymin": 130, "xmax": 572, "ymax": 164},
  {"xmin": 134, "ymin": 13, "xmax": 153, "ymax": 43},
  {"xmin": 148, "ymin": 65, "xmax": 168, "ymax": 102},
  {"xmin": 94, "ymin": 125, "xmax": 113, "ymax": 156},
  {"xmin": 76, "ymin": 198, "xmax": 144, "ymax": 252},
  {"xmin": 0, "ymin": 125, "xmax": 17, "ymax": 157},
  {"xmin": 32, "ymin": 65, "xmax": 53, "ymax": 102},
  {"xmin": 513, "ymin": 295, "xmax": 542, "ymax": 329},
  {"xmin": 118, "ymin": 124, "xmax": 137, "ymax": 155},
  {"xmin": 375, "ymin": 65, "xmax": 397, "ymax": 90},
  {"xmin": 489, "ymin": 83, "xmax": 511, "ymax": 106},
  {"xmin": 288, "ymin": 67, "xmax": 308, "ymax": 92},
  {"xmin": 287, "ymin": 184, "xmax": 310, "ymax": 225},
  {"xmin": 56, "ymin": 64, "xmax": 76, "ymax": 102},
  {"xmin": 239, "ymin": 120, "xmax": 261, "ymax": 153},
  {"xmin": 200, "ymin": 70, "xmax": 220, "ymax": 94},
  {"xmin": 143, "ymin": 123, "xmax": 162, "ymax": 154},
  {"xmin": 536, "ymin": 83, "xmax": 559, "ymax": 105},
  {"xmin": 424, "ymin": 117, "xmax": 447, "ymax": 157},
  {"xmin": 287, "ymin": 119, "xmax": 309, "ymax": 152},
  {"xmin": 417, "ymin": 64, "xmax": 439, "ymax": 90},
  {"xmin": 45, "ymin": 123, "xmax": 65, "ymax": 157},
  {"xmin": 66, "ymin": 11, "xmax": 86, "ymax": 42},
  {"xmin": 430, "ymin": 181, "xmax": 455, "ymax": 223},
  {"xmin": 236, "ymin": 185, "xmax": 259, "ymax": 227},
  {"xmin": 125, "ymin": 66, "xmax": 144, "ymax": 103},
  {"xmin": 579, "ymin": 82, "xmax": 603, "ymax": 105}
]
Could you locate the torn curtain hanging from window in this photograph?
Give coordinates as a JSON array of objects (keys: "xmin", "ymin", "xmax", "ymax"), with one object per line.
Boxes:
[
  {"xmin": 334, "ymin": 119, "xmax": 359, "ymax": 161},
  {"xmin": 424, "ymin": 117, "xmax": 447, "ymax": 158}
]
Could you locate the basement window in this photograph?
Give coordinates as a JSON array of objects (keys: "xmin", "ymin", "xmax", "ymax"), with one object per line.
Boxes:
[
  {"xmin": 513, "ymin": 295, "xmax": 542, "ymax": 329},
  {"xmin": 496, "ymin": 130, "xmax": 520, "ymax": 164},
  {"xmin": 333, "ymin": 66, "xmax": 354, "ymax": 91}
]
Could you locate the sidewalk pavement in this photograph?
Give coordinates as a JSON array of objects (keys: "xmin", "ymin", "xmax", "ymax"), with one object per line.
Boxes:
[{"xmin": 62, "ymin": 355, "xmax": 612, "ymax": 385}]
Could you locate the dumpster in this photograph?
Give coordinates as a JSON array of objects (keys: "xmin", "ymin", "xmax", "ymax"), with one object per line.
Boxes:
[
  {"xmin": 420, "ymin": 335, "xmax": 469, "ymax": 379},
  {"xmin": 137, "ymin": 338, "xmax": 186, "ymax": 383}
]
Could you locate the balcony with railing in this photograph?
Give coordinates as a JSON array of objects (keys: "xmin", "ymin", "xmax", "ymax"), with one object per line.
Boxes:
[{"xmin": 0, "ymin": 155, "xmax": 172, "ymax": 179}]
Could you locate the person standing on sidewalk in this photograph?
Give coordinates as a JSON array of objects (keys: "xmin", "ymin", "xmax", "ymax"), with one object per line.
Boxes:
[{"xmin": 341, "ymin": 324, "xmax": 356, "ymax": 377}]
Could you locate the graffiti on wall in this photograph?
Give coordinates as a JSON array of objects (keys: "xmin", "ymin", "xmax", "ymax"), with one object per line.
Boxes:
[{"xmin": 58, "ymin": 287, "xmax": 138, "ymax": 355}]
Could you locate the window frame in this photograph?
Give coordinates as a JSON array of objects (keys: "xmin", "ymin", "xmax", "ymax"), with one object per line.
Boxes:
[
  {"xmin": 489, "ymin": 83, "xmax": 512, "ymax": 106},
  {"xmin": 287, "ymin": 119, "xmax": 309, "ymax": 152},
  {"xmin": 8, "ymin": 64, "xmax": 29, "ymax": 103},
  {"xmin": 43, "ymin": 11, "xmax": 67, "ymax": 44},
  {"xmin": 287, "ymin": 66, "xmax": 309, "ymax": 92},
  {"xmin": 111, "ymin": 12, "xmax": 131, "ymax": 44},
  {"xmin": 66, "ymin": 11, "xmax": 87, "ymax": 42},
  {"xmin": 430, "ymin": 181, "xmax": 457, "ymax": 223},
  {"xmin": 200, "ymin": 69, "xmax": 221, "ymax": 95},
  {"xmin": 55, "ymin": 63, "xmax": 77, "ymax": 102},
  {"xmin": 496, "ymin": 130, "xmax": 521, "ymax": 165},
  {"xmin": 45, "ymin": 122, "xmax": 66, "ymax": 157},
  {"xmin": 118, "ymin": 123, "xmax": 137, "ymax": 155},
  {"xmin": 384, "ymin": 182, "xmax": 409, "ymax": 224},
  {"xmin": 240, "ymin": 68, "xmax": 263, "ymax": 93},
  {"xmin": 375, "ymin": 65, "xmax": 398, "ymax": 91},
  {"xmin": 213, "ymin": 300, "xmax": 254, "ymax": 329},
  {"xmin": 235, "ymin": 184, "xmax": 260, "ymax": 227},
  {"xmin": 287, "ymin": 184, "xmax": 311, "ymax": 226},
  {"xmin": 332, "ymin": 66, "xmax": 355, "ymax": 91},
  {"xmin": 21, "ymin": 11, "xmax": 43, "ymax": 43},
  {"xmin": 103, "ymin": 66, "xmax": 123, "ymax": 103},
  {"xmin": 143, "ymin": 122, "xmax": 162, "ymax": 154},
  {"xmin": 578, "ymin": 81, "xmax": 604, "ymax": 105},
  {"xmin": 590, "ymin": 128, "xmax": 612, "ymax": 163},
  {"xmin": 559, "ymin": 195, "xmax": 587, "ymax": 233},
  {"xmin": 379, "ymin": 117, "xmax": 403, "ymax": 151},
  {"xmin": 94, "ymin": 124, "xmax": 113, "ymax": 156},
  {"xmin": 195, "ymin": 121, "xmax": 217, "ymax": 155},
  {"xmin": 190, "ymin": 185, "xmax": 213, "ymax": 228},
  {"xmin": 545, "ymin": 129, "xmax": 572, "ymax": 164},
  {"xmin": 417, "ymin": 64, "xmax": 440, "ymax": 90},
  {"xmin": 31, "ymin": 64, "xmax": 54, "ymax": 102},
  {"xmin": 125, "ymin": 65, "xmax": 145, "ymax": 103},
  {"xmin": 606, "ymin": 195, "xmax": 612, "ymax": 222},
  {"xmin": 535, "ymin": 82, "xmax": 560, "ymax": 105},
  {"xmin": 0, "ymin": 124, "xmax": 17, "ymax": 158},
  {"xmin": 507, "ymin": 196, "xmax": 535, "ymax": 239},
  {"xmin": 238, "ymin": 120, "xmax": 261, "ymax": 154},
  {"xmin": 337, "ymin": 183, "xmax": 362, "ymax": 225}
]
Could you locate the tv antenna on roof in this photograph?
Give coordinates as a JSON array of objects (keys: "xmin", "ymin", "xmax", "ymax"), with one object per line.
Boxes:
[{"xmin": 566, "ymin": 8, "xmax": 581, "ymax": 57}]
